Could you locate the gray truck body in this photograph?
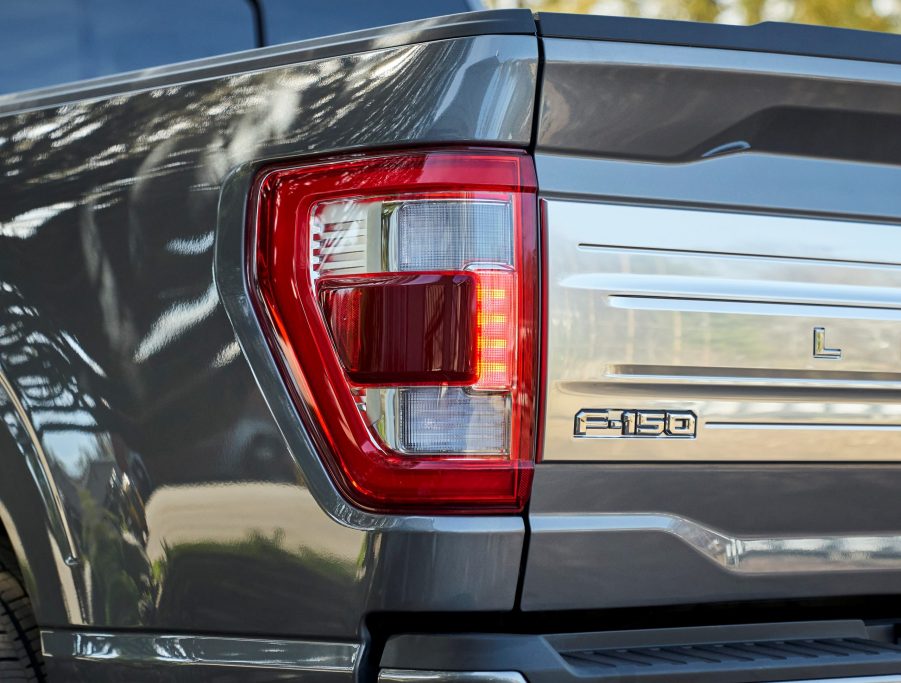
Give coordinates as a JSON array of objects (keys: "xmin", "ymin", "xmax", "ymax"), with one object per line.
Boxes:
[{"xmin": 1, "ymin": 7, "xmax": 900, "ymax": 682}]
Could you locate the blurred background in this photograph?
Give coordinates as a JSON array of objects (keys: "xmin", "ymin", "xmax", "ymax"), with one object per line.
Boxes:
[{"xmin": 485, "ymin": 0, "xmax": 901, "ymax": 32}]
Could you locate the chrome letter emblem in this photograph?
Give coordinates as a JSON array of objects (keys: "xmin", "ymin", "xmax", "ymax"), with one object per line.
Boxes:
[
  {"xmin": 813, "ymin": 326, "xmax": 842, "ymax": 360},
  {"xmin": 574, "ymin": 409, "xmax": 697, "ymax": 438}
]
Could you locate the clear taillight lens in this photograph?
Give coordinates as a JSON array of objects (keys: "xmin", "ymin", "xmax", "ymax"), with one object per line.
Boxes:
[{"xmin": 250, "ymin": 150, "xmax": 538, "ymax": 513}]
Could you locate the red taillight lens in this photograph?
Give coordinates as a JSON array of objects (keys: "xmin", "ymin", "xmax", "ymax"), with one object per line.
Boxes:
[
  {"xmin": 318, "ymin": 272, "xmax": 479, "ymax": 386},
  {"xmin": 250, "ymin": 149, "xmax": 538, "ymax": 513}
]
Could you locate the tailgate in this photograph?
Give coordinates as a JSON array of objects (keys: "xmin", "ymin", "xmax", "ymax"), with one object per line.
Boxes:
[{"xmin": 526, "ymin": 14, "xmax": 901, "ymax": 611}]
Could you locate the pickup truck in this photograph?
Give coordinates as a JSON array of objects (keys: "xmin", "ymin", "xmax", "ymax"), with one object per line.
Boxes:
[{"xmin": 1, "ymin": 4, "xmax": 901, "ymax": 682}]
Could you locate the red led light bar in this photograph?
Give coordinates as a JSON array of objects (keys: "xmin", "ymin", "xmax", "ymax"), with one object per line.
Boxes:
[{"xmin": 474, "ymin": 267, "xmax": 516, "ymax": 391}]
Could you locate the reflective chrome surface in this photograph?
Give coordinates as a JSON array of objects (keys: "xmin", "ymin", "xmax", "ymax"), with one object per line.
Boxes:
[
  {"xmin": 0, "ymin": 26, "xmax": 534, "ymax": 637},
  {"xmin": 813, "ymin": 327, "xmax": 843, "ymax": 360},
  {"xmin": 543, "ymin": 198, "xmax": 901, "ymax": 462},
  {"xmin": 532, "ymin": 513, "xmax": 901, "ymax": 573},
  {"xmin": 573, "ymin": 409, "xmax": 696, "ymax": 439},
  {"xmin": 379, "ymin": 671, "xmax": 526, "ymax": 683},
  {"xmin": 42, "ymin": 629, "xmax": 359, "ymax": 671}
]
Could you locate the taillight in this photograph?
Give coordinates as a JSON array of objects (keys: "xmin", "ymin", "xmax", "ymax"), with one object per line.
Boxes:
[{"xmin": 250, "ymin": 149, "xmax": 538, "ymax": 513}]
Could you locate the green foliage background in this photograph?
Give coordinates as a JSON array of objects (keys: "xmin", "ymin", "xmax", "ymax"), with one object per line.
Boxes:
[{"xmin": 486, "ymin": 0, "xmax": 901, "ymax": 32}]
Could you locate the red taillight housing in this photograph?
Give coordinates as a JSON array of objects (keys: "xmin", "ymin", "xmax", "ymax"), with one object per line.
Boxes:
[{"xmin": 250, "ymin": 149, "xmax": 538, "ymax": 513}]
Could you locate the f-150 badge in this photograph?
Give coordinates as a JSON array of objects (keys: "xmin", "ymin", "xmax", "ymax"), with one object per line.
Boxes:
[{"xmin": 574, "ymin": 409, "xmax": 697, "ymax": 438}]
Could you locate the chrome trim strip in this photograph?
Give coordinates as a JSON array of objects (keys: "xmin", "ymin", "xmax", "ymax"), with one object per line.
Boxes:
[
  {"xmin": 531, "ymin": 513, "xmax": 901, "ymax": 573},
  {"xmin": 379, "ymin": 671, "xmax": 526, "ymax": 683},
  {"xmin": 707, "ymin": 422, "xmax": 901, "ymax": 431},
  {"xmin": 609, "ymin": 295, "xmax": 901, "ymax": 317},
  {"xmin": 555, "ymin": 200, "xmax": 901, "ymax": 266},
  {"xmin": 580, "ymin": 242, "xmax": 901, "ymax": 270},
  {"xmin": 41, "ymin": 630, "xmax": 360, "ymax": 672}
]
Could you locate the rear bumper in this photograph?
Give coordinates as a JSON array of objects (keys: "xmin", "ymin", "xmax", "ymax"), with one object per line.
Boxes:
[{"xmin": 380, "ymin": 621, "xmax": 901, "ymax": 683}]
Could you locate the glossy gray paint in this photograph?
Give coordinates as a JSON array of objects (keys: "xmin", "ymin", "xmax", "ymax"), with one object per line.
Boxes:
[
  {"xmin": 0, "ymin": 8, "xmax": 535, "ymax": 113},
  {"xmin": 4, "ymin": 8, "xmax": 901, "ymax": 679},
  {"xmin": 535, "ymin": 153, "xmax": 901, "ymax": 222},
  {"xmin": 0, "ymin": 19, "xmax": 536, "ymax": 657},
  {"xmin": 537, "ymin": 39, "xmax": 901, "ymax": 164},
  {"xmin": 526, "ymin": 39, "xmax": 901, "ymax": 611}
]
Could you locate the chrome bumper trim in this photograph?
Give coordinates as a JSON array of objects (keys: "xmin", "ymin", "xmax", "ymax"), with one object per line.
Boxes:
[
  {"xmin": 41, "ymin": 630, "xmax": 360, "ymax": 672},
  {"xmin": 379, "ymin": 671, "xmax": 526, "ymax": 683}
]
